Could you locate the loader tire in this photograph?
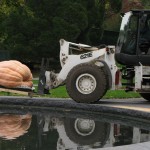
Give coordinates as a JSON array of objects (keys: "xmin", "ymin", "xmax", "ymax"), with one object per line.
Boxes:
[
  {"xmin": 66, "ymin": 63, "xmax": 107, "ymax": 103},
  {"xmin": 140, "ymin": 93, "xmax": 150, "ymax": 101},
  {"xmin": 64, "ymin": 118, "xmax": 110, "ymax": 146}
]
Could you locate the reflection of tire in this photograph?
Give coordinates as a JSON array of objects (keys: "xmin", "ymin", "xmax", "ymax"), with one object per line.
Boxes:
[
  {"xmin": 66, "ymin": 64, "xmax": 107, "ymax": 103},
  {"xmin": 140, "ymin": 93, "xmax": 150, "ymax": 101},
  {"xmin": 64, "ymin": 118, "xmax": 110, "ymax": 146}
]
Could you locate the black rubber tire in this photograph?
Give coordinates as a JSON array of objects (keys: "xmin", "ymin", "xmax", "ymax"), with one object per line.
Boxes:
[
  {"xmin": 140, "ymin": 93, "xmax": 150, "ymax": 101},
  {"xmin": 101, "ymin": 67, "xmax": 111, "ymax": 94},
  {"xmin": 64, "ymin": 118, "xmax": 110, "ymax": 146},
  {"xmin": 66, "ymin": 63, "xmax": 107, "ymax": 103}
]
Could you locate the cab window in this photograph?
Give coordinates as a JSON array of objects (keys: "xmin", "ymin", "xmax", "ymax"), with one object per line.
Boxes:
[
  {"xmin": 122, "ymin": 15, "xmax": 138, "ymax": 55},
  {"xmin": 139, "ymin": 14, "xmax": 150, "ymax": 55}
]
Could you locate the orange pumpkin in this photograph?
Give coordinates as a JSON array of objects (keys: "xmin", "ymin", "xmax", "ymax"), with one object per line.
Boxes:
[{"xmin": 0, "ymin": 60, "xmax": 33, "ymax": 88}]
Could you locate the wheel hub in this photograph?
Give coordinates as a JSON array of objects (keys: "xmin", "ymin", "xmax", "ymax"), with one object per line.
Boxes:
[
  {"xmin": 74, "ymin": 119, "xmax": 95, "ymax": 136},
  {"xmin": 76, "ymin": 73, "xmax": 96, "ymax": 94}
]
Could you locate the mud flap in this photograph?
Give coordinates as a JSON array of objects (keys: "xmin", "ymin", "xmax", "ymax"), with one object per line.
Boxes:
[{"xmin": 37, "ymin": 58, "xmax": 50, "ymax": 95}]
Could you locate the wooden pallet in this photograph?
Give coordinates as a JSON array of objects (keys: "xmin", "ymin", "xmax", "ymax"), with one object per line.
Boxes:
[{"xmin": 0, "ymin": 87, "xmax": 33, "ymax": 97}]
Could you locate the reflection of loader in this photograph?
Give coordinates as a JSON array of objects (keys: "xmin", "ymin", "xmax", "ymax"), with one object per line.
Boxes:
[
  {"xmin": 42, "ymin": 116, "xmax": 114, "ymax": 150},
  {"xmin": 41, "ymin": 116, "xmax": 150, "ymax": 150},
  {"xmin": 38, "ymin": 10, "xmax": 150, "ymax": 103}
]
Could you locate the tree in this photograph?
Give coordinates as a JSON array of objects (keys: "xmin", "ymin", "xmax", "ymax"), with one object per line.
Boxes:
[
  {"xmin": 0, "ymin": 0, "xmax": 105, "ymax": 63},
  {"xmin": 122, "ymin": 0, "xmax": 143, "ymax": 13},
  {"xmin": 102, "ymin": 0, "xmax": 122, "ymax": 32}
]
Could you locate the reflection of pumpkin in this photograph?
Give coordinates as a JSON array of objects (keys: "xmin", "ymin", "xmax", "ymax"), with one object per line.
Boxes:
[
  {"xmin": 0, "ymin": 60, "xmax": 33, "ymax": 88},
  {"xmin": 0, "ymin": 114, "xmax": 32, "ymax": 140}
]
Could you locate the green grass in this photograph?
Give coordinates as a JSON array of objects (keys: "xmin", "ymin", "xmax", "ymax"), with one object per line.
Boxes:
[
  {"xmin": 103, "ymin": 90, "xmax": 140, "ymax": 99},
  {"xmin": 49, "ymin": 86, "xmax": 141, "ymax": 99},
  {"xmin": 0, "ymin": 79, "xmax": 141, "ymax": 99},
  {"xmin": 50, "ymin": 86, "xmax": 69, "ymax": 98}
]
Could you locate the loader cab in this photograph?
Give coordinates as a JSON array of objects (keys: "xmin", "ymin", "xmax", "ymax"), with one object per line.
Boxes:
[{"xmin": 115, "ymin": 10, "xmax": 150, "ymax": 66}]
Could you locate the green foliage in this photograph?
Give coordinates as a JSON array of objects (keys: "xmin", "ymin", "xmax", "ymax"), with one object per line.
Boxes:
[
  {"xmin": 102, "ymin": 0, "xmax": 122, "ymax": 32},
  {"xmin": 141, "ymin": 0, "xmax": 150, "ymax": 9},
  {"xmin": 0, "ymin": 0, "xmax": 149, "ymax": 64},
  {"xmin": 0, "ymin": 0, "xmax": 105, "ymax": 63},
  {"xmin": 104, "ymin": 0, "xmax": 122, "ymax": 13}
]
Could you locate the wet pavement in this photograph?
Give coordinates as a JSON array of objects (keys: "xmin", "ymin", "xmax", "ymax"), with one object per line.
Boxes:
[{"xmin": 100, "ymin": 98, "xmax": 150, "ymax": 112}]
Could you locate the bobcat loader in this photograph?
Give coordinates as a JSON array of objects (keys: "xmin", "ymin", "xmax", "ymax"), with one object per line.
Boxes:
[{"xmin": 38, "ymin": 10, "xmax": 150, "ymax": 103}]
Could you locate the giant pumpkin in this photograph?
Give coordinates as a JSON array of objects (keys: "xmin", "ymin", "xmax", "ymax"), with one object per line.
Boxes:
[{"xmin": 0, "ymin": 60, "xmax": 33, "ymax": 88}]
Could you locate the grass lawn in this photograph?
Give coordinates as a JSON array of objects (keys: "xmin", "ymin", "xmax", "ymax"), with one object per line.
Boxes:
[
  {"xmin": 0, "ymin": 79, "xmax": 141, "ymax": 99},
  {"xmin": 49, "ymin": 86, "xmax": 141, "ymax": 99}
]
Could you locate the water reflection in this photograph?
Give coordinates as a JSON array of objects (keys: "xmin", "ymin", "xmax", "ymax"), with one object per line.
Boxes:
[
  {"xmin": 0, "ymin": 107, "xmax": 150, "ymax": 150},
  {"xmin": 0, "ymin": 114, "xmax": 31, "ymax": 140}
]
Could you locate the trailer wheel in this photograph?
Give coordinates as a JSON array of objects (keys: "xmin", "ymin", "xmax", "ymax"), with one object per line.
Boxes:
[
  {"xmin": 66, "ymin": 63, "xmax": 107, "ymax": 103},
  {"xmin": 64, "ymin": 118, "xmax": 110, "ymax": 146},
  {"xmin": 140, "ymin": 93, "xmax": 150, "ymax": 101}
]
